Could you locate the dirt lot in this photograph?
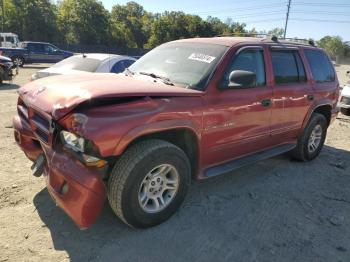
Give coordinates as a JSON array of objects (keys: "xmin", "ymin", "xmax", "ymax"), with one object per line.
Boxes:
[{"xmin": 0, "ymin": 64, "xmax": 350, "ymax": 262}]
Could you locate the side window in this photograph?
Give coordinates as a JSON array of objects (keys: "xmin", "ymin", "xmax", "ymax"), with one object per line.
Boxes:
[
  {"xmin": 222, "ymin": 49, "xmax": 266, "ymax": 87},
  {"xmin": 304, "ymin": 49, "xmax": 335, "ymax": 82},
  {"xmin": 271, "ymin": 50, "xmax": 306, "ymax": 84},
  {"xmin": 44, "ymin": 45, "xmax": 56, "ymax": 53},
  {"xmin": 5, "ymin": 36, "xmax": 14, "ymax": 44},
  {"xmin": 28, "ymin": 44, "xmax": 44, "ymax": 52},
  {"xmin": 111, "ymin": 60, "xmax": 134, "ymax": 73}
]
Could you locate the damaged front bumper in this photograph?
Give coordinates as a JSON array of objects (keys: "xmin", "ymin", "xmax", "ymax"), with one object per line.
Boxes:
[{"xmin": 13, "ymin": 114, "xmax": 107, "ymax": 229}]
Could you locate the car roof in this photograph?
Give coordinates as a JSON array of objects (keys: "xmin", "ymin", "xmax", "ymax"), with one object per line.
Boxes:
[
  {"xmin": 172, "ymin": 36, "xmax": 319, "ymax": 49},
  {"xmin": 72, "ymin": 53, "xmax": 136, "ymax": 61},
  {"xmin": 22, "ymin": 41, "xmax": 52, "ymax": 45}
]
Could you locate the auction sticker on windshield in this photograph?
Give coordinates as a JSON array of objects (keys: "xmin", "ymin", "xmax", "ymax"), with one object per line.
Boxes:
[{"xmin": 188, "ymin": 53, "xmax": 216, "ymax": 63}]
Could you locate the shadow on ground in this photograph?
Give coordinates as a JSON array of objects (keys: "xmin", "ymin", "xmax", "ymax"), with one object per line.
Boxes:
[{"xmin": 33, "ymin": 145, "xmax": 350, "ymax": 262}]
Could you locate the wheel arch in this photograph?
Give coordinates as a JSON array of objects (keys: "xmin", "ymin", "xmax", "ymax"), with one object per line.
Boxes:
[
  {"xmin": 114, "ymin": 121, "xmax": 201, "ymax": 179},
  {"xmin": 302, "ymin": 103, "xmax": 332, "ymax": 130}
]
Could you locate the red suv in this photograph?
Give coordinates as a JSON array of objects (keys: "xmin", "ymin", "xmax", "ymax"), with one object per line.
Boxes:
[{"xmin": 13, "ymin": 36, "xmax": 339, "ymax": 229}]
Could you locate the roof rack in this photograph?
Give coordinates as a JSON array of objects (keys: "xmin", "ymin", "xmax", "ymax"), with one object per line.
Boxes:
[{"xmin": 216, "ymin": 33, "xmax": 316, "ymax": 46}]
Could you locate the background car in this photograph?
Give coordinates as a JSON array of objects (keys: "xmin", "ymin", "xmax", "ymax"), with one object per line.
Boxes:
[
  {"xmin": 0, "ymin": 54, "xmax": 17, "ymax": 84},
  {"xmin": 0, "ymin": 41, "xmax": 74, "ymax": 67},
  {"xmin": 339, "ymin": 72, "xmax": 350, "ymax": 116},
  {"xmin": 30, "ymin": 53, "xmax": 137, "ymax": 81}
]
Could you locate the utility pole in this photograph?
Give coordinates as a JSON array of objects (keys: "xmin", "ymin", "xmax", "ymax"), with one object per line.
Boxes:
[{"xmin": 284, "ymin": 0, "xmax": 291, "ymax": 38}]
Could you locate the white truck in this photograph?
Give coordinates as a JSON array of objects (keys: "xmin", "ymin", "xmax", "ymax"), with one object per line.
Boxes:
[{"xmin": 0, "ymin": 33, "xmax": 20, "ymax": 48}]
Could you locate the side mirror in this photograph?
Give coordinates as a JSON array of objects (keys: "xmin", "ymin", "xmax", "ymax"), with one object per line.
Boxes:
[{"xmin": 228, "ymin": 70, "xmax": 256, "ymax": 88}]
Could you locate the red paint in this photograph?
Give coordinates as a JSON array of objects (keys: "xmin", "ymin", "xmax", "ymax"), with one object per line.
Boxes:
[{"xmin": 13, "ymin": 37, "xmax": 339, "ymax": 228}]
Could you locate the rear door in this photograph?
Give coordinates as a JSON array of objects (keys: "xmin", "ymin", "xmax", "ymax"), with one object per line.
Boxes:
[
  {"xmin": 269, "ymin": 47, "xmax": 313, "ymax": 143},
  {"xmin": 201, "ymin": 46, "xmax": 273, "ymax": 168}
]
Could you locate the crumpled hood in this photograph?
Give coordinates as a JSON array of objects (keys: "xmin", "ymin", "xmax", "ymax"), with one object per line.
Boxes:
[{"xmin": 19, "ymin": 73, "xmax": 203, "ymax": 120}]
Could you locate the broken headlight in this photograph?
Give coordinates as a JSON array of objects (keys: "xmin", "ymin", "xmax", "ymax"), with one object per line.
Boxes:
[{"xmin": 60, "ymin": 130, "xmax": 85, "ymax": 153}]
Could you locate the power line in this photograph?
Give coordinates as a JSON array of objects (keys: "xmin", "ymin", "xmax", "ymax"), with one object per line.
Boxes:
[
  {"xmin": 193, "ymin": 4, "xmax": 287, "ymax": 15},
  {"xmin": 290, "ymin": 18, "xmax": 350, "ymax": 24}
]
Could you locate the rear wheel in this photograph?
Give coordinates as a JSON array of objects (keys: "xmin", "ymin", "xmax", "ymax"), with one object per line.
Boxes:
[
  {"xmin": 291, "ymin": 113, "xmax": 327, "ymax": 161},
  {"xmin": 107, "ymin": 139, "xmax": 191, "ymax": 228},
  {"xmin": 12, "ymin": 56, "xmax": 24, "ymax": 67}
]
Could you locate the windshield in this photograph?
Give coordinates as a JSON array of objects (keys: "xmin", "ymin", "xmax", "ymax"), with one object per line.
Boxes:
[
  {"xmin": 51, "ymin": 56, "xmax": 102, "ymax": 72},
  {"xmin": 129, "ymin": 42, "xmax": 228, "ymax": 89}
]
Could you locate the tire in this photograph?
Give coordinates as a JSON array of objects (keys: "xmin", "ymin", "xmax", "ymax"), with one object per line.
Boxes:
[
  {"xmin": 291, "ymin": 113, "xmax": 327, "ymax": 161},
  {"xmin": 108, "ymin": 139, "xmax": 191, "ymax": 228},
  {"xmin": 340, "ymin": 107, "xmax": 350, "ymax": 116},
  {"xmin": 12, "ymin": 56, "xmax": 24, "ymax": 67}
]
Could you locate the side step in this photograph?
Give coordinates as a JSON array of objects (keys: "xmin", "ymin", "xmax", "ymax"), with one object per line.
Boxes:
[{"xmin": 204, "ymin": 143, "xmax": 296, "ymax": 178}]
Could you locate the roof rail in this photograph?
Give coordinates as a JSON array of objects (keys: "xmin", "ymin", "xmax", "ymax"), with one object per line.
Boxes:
[{"xmin": 216, "ymin": 33, "xmax": 316, "ymax": 46}]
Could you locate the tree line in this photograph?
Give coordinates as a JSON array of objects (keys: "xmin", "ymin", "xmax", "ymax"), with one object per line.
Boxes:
[
  {"xmin": 1, "ymin": 0, "xmax": 349, "ymax": 59},
  {"xmin": 1, "ymin": 0, "xmax": 267, "ymax": 48}
]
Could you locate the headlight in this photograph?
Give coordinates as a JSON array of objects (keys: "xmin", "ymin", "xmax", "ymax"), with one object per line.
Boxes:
[
  {"xmin": 60, "ymin": 130, "xmax": 85, "ymax": 152},
  {"xmin": 60, "ymin": 130, "xmax": 107, "ymax": 168}
]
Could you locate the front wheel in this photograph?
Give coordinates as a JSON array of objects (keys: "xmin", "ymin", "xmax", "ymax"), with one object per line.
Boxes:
[
  {"xmin": 340, "ymin": 107, "xmax": 350, "ymax": 116},
  {"xmin": 290, "ymin": 113, "xmax": 327, "ymax": 161},
  {"xmin": 107, "ymin": 139, "xmax": 191, "ymax": 228}
]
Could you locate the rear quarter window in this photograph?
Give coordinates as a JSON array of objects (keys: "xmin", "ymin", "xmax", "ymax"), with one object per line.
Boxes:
[{"xmin": 304, "ymin": 49, "xmax": 335, "ymax": 82}]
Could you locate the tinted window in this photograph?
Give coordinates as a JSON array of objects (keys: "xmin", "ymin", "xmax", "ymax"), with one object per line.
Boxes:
[
  {"xmin": 28, "ymin": 43, "xmax": 44, "ymax": 52},
  {"xmin": 222, "ymin": 49, "xmax": 265, "ymax": 87},
  {"xmin": 304, "ymin": 49, "xmax": 335, "ymax": 82},
  {"xmin": 5, "ymin": 36, "xmax": 14, "ymax": 44},
  {"xmin": 51, "ymin": 56, "xmax": 102, "ymax": 72},
  {"xmin": 271, "ymin": 50, "xmax": 306, "ymax": 84}
]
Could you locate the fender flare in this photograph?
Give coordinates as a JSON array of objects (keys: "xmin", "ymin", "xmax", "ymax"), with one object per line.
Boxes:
[
  {"xmin": 113, "ymin": 119, "xmax": 201, "ymax": 156},
  {"xmin": 301, "ymin": 100, "xmax": 333, "ymax": 132}
]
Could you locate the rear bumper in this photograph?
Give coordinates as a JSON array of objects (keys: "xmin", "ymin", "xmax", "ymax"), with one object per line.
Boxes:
[{"xmin": 13, "ymin": 114, "xmax": 107, "ymax": 229}]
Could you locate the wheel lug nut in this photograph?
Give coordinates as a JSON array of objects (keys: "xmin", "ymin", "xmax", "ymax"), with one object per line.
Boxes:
[
  {"xmin": 151, "ymin": 181, "xmax": 155, "ymax": 186},
  {"xmin": 150, "ymin": 188, "xmax": 153, "ymax": 192},
  {"xmin": 157, "ymin": 178, "xmax": 160, "ymax": 182}
]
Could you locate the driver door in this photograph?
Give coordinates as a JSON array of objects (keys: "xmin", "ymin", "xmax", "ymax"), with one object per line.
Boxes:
[{"xmin": 201, "ymin": 46, "xmax": 273, "ymax": 169}]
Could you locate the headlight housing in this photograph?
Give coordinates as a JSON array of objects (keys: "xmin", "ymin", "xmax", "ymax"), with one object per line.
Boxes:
[
  {"xmin": 60, "ymin": 130, "xmax": 107, "ymax": 168},
  {"xmin": 60, "ymin": 130, "xmax": 85, "ymax": 153}
]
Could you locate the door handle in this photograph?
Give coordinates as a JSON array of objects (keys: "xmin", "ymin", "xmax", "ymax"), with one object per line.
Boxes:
[
  {"xmin": 307, "ymin": 94, "xmax": 314, "ymax": 101},
  {"xmin": 261, "ymin": 99, "xmax": 271, "ymax": 107}
]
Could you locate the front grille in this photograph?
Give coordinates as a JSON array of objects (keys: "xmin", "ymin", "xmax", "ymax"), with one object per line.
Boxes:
[
  {"xmin": 17, "ymin": 98, "xmax": 29, "ymax": 123},
  {"xmin": 30, "ymin": 111, "xmax": 51, "ymax": 143},
  {"xmin": 341, "ymin": 96, "xmax": 350, "ymax": 105},
  {"xmin": 17, "ymin": 97, "xmax": 52, "ymax": 144}
]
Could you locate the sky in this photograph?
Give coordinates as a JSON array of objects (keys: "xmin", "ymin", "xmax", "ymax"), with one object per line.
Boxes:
[{"xmin": 101, "ymin": 0, "xmax": 350, "ymax": 41}]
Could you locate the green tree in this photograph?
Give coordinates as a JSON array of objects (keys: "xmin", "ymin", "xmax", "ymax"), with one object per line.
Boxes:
[
  {"xmin": 57, "ymin": 0, "xmax": 110, "ymax": 45},
  {"xmin": 2, "ymin": 0, "xmax": 58, "ymax": 42},
  {"xmin": 110, "ymin": 2, "xmax": 148, "ymax": 48},
  {"xmin": 318, "ymin": 36, "xmax": 345, "ymax": 60}
]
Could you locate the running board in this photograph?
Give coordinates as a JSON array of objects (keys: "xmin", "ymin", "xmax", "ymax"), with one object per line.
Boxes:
[{"xmin": 204, "ymin": 143, "xmax": 296, "ymax": 178}]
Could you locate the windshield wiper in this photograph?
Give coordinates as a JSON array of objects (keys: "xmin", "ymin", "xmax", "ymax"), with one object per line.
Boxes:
[
  {"xmin": 139, "ymin": 71, "xmax": 174, "ymax": 86},
  {"xmin": 124, "ymin": 68, "xmax": 135, "ymax": 76}
]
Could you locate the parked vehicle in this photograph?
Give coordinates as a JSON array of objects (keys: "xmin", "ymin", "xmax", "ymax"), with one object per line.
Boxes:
[
  {"xmin": 0, "ymin": 55, "xmax": 17, "ymax": 83},
  {"xmin": 13, "ymin": 36, "xmax": 339, "ymax": 229},
  {"xmin": 31, "ymin": 53, "xmax": 136, "ymax": 81},
  {"xmin": 0, "ymin": 33, "xmax": 20, "ymax": 48},
  {"xmin": 0, "ymin": 41, "xmax": 73, "ymax": 67},
  {"xmin": 339, "ymin": 70, "xmax": 350, "ymax": 116}
]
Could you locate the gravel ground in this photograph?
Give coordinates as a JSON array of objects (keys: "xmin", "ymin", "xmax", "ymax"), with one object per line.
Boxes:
[{"xmin": 0, "ymin": 64, "xmax": 350, "ymax": 262}]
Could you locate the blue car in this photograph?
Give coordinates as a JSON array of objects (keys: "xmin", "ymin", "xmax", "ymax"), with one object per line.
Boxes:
[{"xmin": 0, "ymin": 41, "xmax": 74, "ymax": 67}]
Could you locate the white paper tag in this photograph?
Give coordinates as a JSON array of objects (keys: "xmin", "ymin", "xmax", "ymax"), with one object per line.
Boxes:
[{"xmin": 188, "ymin": 53, "xmax": 216, "ymax": 63}]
